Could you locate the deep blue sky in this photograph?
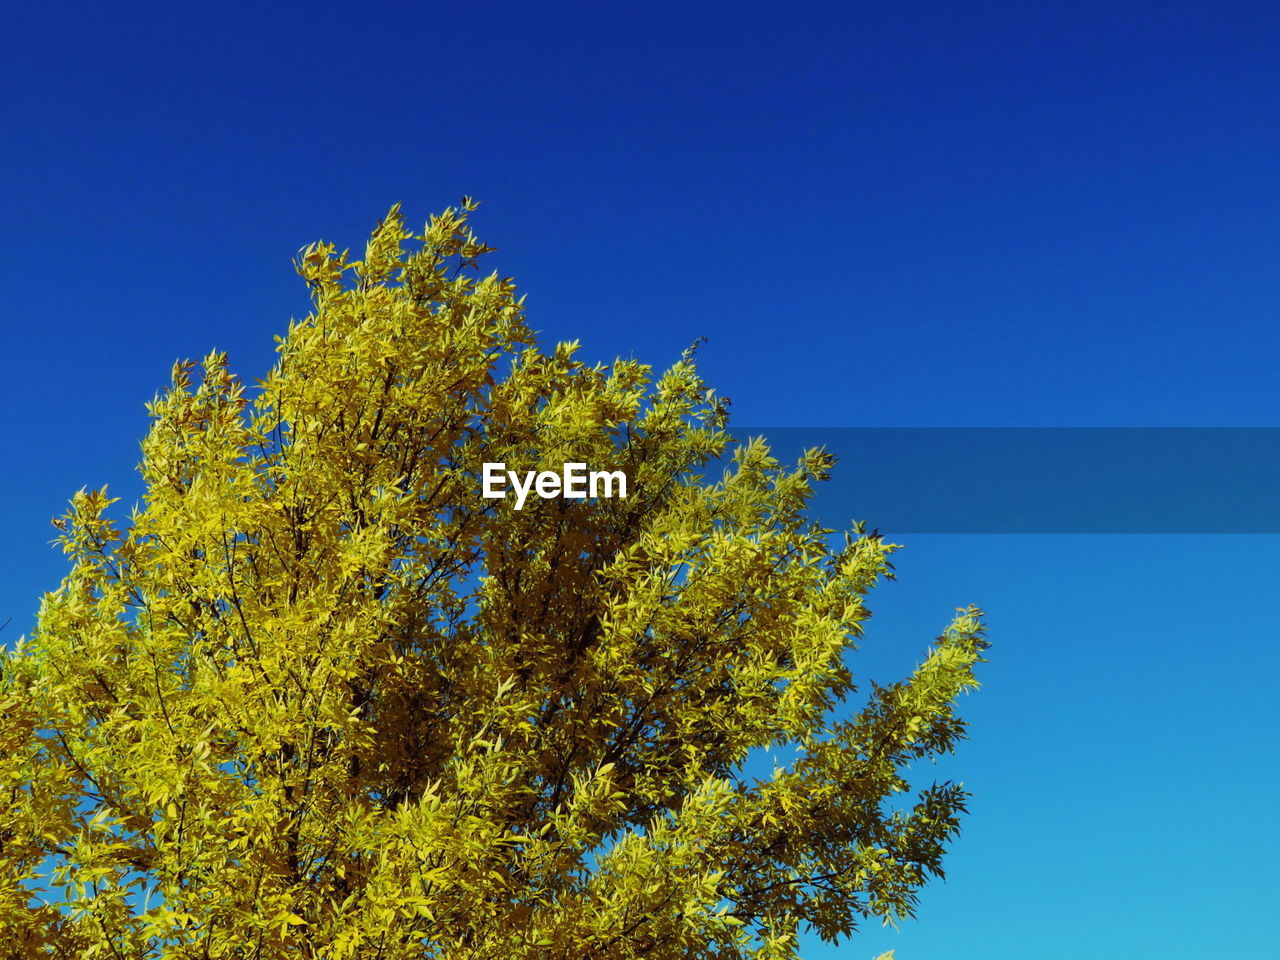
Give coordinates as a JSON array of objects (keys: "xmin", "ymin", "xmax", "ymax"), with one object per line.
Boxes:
[{"xmin": 2, "ymin": 2, "xmax": 1278, "ymax": 956}]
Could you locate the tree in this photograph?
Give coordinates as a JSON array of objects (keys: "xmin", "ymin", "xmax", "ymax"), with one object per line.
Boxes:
[{"xmin": 0, "ymin": 202, "xmax": 987, "ymax": 959}]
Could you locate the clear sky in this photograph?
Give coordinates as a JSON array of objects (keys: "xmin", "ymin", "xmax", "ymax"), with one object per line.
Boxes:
[{"xmin": 2, "ymin": 2, "xmax": 1278, "ymax": 956}]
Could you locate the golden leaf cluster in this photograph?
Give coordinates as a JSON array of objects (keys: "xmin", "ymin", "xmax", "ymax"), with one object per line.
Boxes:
[{"xmin": 0, "ymin": 204, "xmax": 987, "ymax": 958}]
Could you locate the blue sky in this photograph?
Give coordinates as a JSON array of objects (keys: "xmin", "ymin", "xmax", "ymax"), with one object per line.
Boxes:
[{"xmin": 2, "ymin": 1, "xmax": 1278, "ymax": 956}]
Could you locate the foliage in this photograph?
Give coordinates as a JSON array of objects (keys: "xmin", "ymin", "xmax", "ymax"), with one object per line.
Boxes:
[{"xmin": 0, "ymin": 203, "xmax": 987, "ymax": 958}]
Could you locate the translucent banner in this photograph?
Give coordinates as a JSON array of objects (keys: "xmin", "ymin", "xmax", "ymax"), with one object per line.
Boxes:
[{"xmin": 727, "ymin": 428, "xmax": 1280, "ymax": 533}]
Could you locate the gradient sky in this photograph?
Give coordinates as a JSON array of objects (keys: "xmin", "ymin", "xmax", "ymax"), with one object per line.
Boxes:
[{"xmin": 2, "ymin": 2, "xmax": 1278, "ymax": 956}]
